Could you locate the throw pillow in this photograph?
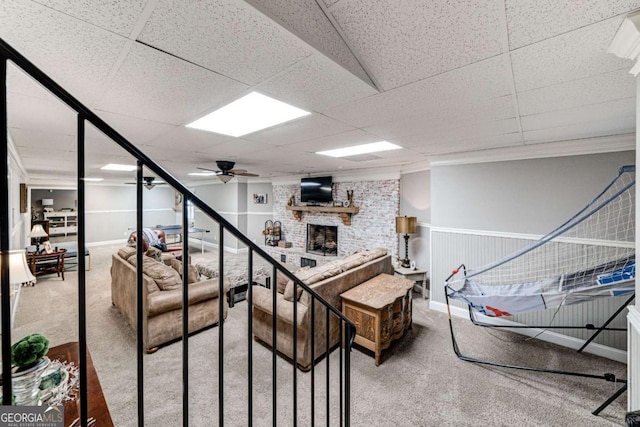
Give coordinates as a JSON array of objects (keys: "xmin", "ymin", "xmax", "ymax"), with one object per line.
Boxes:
[
  {"xmin": 129, "ymin": 256, "xmax": 182, "ymax": 291},
  {"xmin": 117, "ymin": 246, "xmax": 137, "ymax": 260},
  {"xmin": 169, "ymin": 258, "xmax": 200, "ymax": 284},
  {"xmin": 276, "ymin": 269, "xmax": 289, "ymax": 294}
]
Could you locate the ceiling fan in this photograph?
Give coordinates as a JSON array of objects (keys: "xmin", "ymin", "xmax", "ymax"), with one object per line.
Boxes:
[
  {"xmin": 125, "ymin": 176, "xmax": 166, "ymax": 190},
  {"xmin": 197, "ymin": 160, "xmax": 259, "ymax": 184}
]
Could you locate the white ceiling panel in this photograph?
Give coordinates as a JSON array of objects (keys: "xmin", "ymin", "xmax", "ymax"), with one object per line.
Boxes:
[
  {"xmin": 242, "ymin": 113, "xmax": 356, "ymax": 146},
  {"xmin": 506, "ymin": 0, "xmax": 640, "ymax": 49},
  {"xmin": 286, "ymin": 129, "xmax": 384, "ymax": 153},
  {"xmin": 416, "ymin": 133, "xmax": 523, "ymax": 156},
  {"xmin": 328, "ymin": 0, "xmax": 504, "ymax": 90},
  {"xmin": 8, "ymin": 92, "xmax": 76, "ymax": 136},
  {"xmin": 517, "ymin": 69, "xmax": 636, "ymax": 117},
  {"xmin": 246, "ymin": 0, "xmax": 373, "ymax": 85},
  {"xmin": 32, "ymin": 0, "xmax": 148, "ymax": 37},
  {"xmin": 511, "ymin": 17, "xmax": 632, "ymax": 93},
  {"xmin": 521, "ymin": 97, "xmax": 636, "ymax": 131},
  {"xmin": 149, "ymin": 127, "xmax": 233, "ymax": 152},
  {"xmin": 88, "ymin": 110, "xmax": 178, "ymax": 146},
  {"xmin": 0, "ymin": 0, "xmax": 128, "ymax": 106},
  {"xmin": 94, "ymin": 42, "xmax": 249, "ymax": 124},
  {"xmin": 364, "ymin": 96, "xmax": 517, "ymax": 140},
  {"xmin": 256, "ymin": 54, "xmax": 378, "ymax": 112},
  {"xmin": 137, "ymin": 0, "xmax": 313, "ymax": 86},
  {"xmin": 523, "ymin": 116, "xmax": 636, "ymax": 144},
  {"xmin": 325, "ymin": 56, "xmax": 513, "ymax": 128}
]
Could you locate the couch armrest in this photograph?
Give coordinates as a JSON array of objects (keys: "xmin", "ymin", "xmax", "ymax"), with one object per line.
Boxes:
[
  {"xmin": 252, "ymin": 286, "xmax": 308, "ymax": 327},
  {"xmin": 147, "ymin": 277, "xmax": 230, "ymax": 316}
]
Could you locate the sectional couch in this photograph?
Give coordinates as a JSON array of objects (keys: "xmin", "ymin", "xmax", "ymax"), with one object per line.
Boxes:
[{"xmin": 252, "ymin": 248, "xmax": 393, "ymax": 370}]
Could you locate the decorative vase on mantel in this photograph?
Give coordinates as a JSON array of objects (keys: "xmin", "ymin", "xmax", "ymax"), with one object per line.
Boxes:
[{"xmin": 12, "ymin": 356, "xmax": 50, "ymax": 405}]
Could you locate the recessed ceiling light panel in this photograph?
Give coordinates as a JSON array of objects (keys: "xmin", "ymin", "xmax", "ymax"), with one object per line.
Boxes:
[
  {"xmin": 101, "ymin": 163, "xmax": 137, "ymax": 171},
  {"xmin": 186, "ymin": 92, "xmax": 310, "ymax": 137},
  {"xmin": 81, "ymin": 177, "xmax": 104, "ymax": 181},
  {"xmin": 316, "ymin": 141, "xmax": 402, "ymax": 158}
]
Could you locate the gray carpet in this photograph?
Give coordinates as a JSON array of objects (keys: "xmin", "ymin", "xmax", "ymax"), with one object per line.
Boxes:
[{"xmin": 12, "ymin": 243, "xmax": 627, "ymax": 426}]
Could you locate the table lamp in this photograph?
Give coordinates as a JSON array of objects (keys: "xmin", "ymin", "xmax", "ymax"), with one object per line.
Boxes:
[
  {"xmin": 28, "ymin": 224, "xmax": 49, "ymax": 253},
  {"xmin": 396, "ymin": 216, "xmax": 417, "ymax": 268},
  {"xmin": 5, "ymin": 250, "xmax": 36, "ymax": 285}
]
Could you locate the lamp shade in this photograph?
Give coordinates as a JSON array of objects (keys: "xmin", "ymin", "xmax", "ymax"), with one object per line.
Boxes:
[
  {"xmin": 396, "ymin": 216, "xmax": 417, "ymax": 234},
  {"xmin": 41, "ymin": 199, "xmax": 53, "ymax": 206},
  {"xmin": 28, "ymin": 224, "xmax": 49, "ymax": 238},
  {"xmin": 4, "ymin": 250, "xmax": 36, "ymax": 284}
]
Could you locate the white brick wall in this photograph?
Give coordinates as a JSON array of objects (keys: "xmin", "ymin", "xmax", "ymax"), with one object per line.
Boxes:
[{"xmin": 270, "ymin": 179, "xmax": 400, "ymax": 268}]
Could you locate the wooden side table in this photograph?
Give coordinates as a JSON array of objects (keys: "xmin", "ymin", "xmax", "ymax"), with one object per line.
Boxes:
[
  {"xmin": 26, "ymin": 249, "xmax": 67, "ymax": 281},
  {"xmin": 394, "ymin": 266, "xmax": 429, "ymax": 299},
  {"xmin": 340, "ymin": 273, "xmax": 414, "ymax": 366}
]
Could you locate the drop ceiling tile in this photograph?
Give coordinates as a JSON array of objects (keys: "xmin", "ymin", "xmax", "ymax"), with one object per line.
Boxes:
[
  {"xmin": 257, "ymin": 54, "xmax": 378, "ymax": 112},
  {"xmin": 10, "ymin": 129, "xmax": 75, "ymax": 153},
  {"xmin": 246, "ymin": 0, "xmax": 372, "ymax": 85},
  {"xmin": 328, "ymin": 0, "xmax": 504, "ymax": 90},
  {"xmin": 521, "ymin": 97, "xmax": 635, "ymax": 131},
  {"xmin": 286, "ymin": 129, "xmax": 383, "ymax": 153},
  {"xmin": 517, "ymin": 69, "xmax": 636, "ymax": 116},
  {"xmin": 137, "ymin": 0, "xmax": 313, "ymax": 86},
  {"xmin": 417, "ymin": 133, "xmax": 523, "ymax": 156},
  {"xmin": 32, "ymin": 0, "xmax": 148, "ymax": 37},
  {"xmin": 94, "ymin": 42, "xmax": 249, "ymax": 125},
  {"xmin": 88, "ymin": 111, "xmax": 179, "ymax": 146},
  {"xmin": 1, "ymin": 0, "xmax": 128, "ymax": 106},
  {"xmin": 149, "ymin": 127, "xmax": 232, "ymax": 153},
  {"xmin": 242, "ymin": 113, "xmax": 356, "ymax": 146},
  {"xmin": 523, "ymin": 116, "xmax": 636, "ymax": 144},
  {"xmin": 325, "ymin": 56, "xmax": 512, "ymax": 128},
  {"xmin": 364, "ymin": 96, "xmax": 517, "ymax": 140},
  {"xmin": 8, "ymin": 92, "xmax": 77, "ymax": 136},
  {"xmin": 511, "ymin": 17, "xmax": 632, "ymax": 93},
  {"xmin": 506, "ymin": 0, "xmax": 640, "ymax": 49}
]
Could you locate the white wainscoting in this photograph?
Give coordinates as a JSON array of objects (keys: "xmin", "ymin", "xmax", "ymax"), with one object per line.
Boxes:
[
  {"xmin": 430, "ymin": 227, "xmax": 629, "ymax": 360},
  {"xmin": 628, "ymin": 306, "xmax": 640, "ymax": 410}
]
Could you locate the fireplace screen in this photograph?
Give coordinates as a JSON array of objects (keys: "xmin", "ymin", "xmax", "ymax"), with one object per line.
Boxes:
[{"xmin": 307, "ymin": 224, "xmax": 338, "ymax": 256}]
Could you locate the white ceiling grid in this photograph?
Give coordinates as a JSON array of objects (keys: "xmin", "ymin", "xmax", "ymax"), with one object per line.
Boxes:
[{"xmin": 0, "ymin": 0, "xmax": 636, "ymax": 185}]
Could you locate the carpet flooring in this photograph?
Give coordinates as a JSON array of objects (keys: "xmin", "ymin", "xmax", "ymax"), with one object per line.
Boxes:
[{"xmin": 12, "ymin": 242, "xmax": 628, "ymax": 426}]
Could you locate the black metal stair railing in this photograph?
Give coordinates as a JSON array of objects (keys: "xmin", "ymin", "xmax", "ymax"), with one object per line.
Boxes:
[{"xmin": 0, "ymin": 37, "xmax": 355, "ymax": 426}]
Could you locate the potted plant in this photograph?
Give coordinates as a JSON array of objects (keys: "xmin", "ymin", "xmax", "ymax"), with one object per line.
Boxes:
[{"xmin": 10, "ymin": 333, "xmax": 50, "ymax": 405}]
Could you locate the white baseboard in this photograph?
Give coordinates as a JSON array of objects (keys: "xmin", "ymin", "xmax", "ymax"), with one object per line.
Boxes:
[{"xmin": 429, "ymin": 300, "xmax": 627, "ymax": 364}]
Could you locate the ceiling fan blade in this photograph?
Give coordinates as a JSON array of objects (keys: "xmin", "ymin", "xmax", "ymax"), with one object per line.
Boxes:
[
  {"xmin": 197, "ymin": 167, "xmax": 219, "ymax": 173},
  {"xmin": 229, "ymin": 168, "xmax": 247, "ymax": 174}
]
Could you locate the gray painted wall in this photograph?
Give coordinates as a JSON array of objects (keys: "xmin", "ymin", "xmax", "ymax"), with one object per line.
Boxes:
[
  {"xmin": 432, "ymin": 151, "xmax": 635, "ymax": 234},
  {"xmin": 84, "ymin": 185, "xmax": 175, "ymax": 243},
  {"xmin": 31, "ymin": 189, "xmax": 77, "ymax": 220},
  {"xmin": 247, "ymin": 182, "xmax": 274, "ymax": 245},
  {"xmin": 400, "ymin": 170, "xmax": 431, "ymax": 272}
]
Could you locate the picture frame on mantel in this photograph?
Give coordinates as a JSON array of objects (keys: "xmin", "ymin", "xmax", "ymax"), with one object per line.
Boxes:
[{"xmin": 253, "ymin": 193, "xmax": 267, "ymax": 204}]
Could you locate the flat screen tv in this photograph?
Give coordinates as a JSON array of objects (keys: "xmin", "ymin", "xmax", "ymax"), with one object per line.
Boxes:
[{"xmin": 301, "ymin": 176, "xmax": 333, "ymax": 204}]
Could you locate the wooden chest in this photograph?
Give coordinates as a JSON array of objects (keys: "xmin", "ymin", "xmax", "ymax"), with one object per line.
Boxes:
[{"xmin": 340, "ymin": 273, "xmax": 414, "ymax": 365}]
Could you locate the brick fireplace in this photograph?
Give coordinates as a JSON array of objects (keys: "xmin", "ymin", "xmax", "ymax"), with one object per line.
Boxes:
[{"xmin": 307, "ymin": 224, "xmax": 338, "ymax": 256}]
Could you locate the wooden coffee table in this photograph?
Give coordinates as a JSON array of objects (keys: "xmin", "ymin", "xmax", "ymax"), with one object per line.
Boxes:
[
  {"xmin": 340, "ymin": 273, "xmax": 414, "ymax": 366},
  {"xmin": 46, "ymin": 342, "xmax": 114, "ymax": 426}
]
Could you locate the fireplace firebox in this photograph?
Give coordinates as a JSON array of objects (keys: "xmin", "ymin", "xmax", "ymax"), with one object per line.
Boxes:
[{"xmin": 307, "ymin": 224, "xmax": 338, "ymax": 256}]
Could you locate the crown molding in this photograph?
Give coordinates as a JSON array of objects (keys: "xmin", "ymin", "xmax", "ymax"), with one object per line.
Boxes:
[
  {"xmin": 429, "ymin": 133, "xmax": 634, "ymax": 167},
  {"xmin": 608, "ymin": 10, "xmax": 640, "ymax": 75}
]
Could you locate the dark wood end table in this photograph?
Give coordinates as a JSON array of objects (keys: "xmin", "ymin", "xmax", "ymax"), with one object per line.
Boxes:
[{"xmin": 26, "ymin": 249, "xmax": 67, "ymax": 281}]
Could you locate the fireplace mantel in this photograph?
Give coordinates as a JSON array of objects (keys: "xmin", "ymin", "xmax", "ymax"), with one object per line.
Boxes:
[{"xmin": 286, "ymin": 205, "xmax": 359, "ymax": 226}]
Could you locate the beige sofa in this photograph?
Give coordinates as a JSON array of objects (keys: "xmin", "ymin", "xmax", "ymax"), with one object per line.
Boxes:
[
  {"xmin": 111, "ymin": 246, "xmax": 229, "ymax": 352},
  {"xmin": 252, "ymin": 248, "xmax": 393, "ymax": 370}
]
